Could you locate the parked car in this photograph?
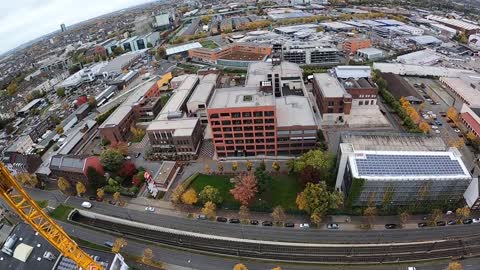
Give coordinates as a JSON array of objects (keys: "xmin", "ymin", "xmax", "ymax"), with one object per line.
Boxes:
[
  {"xmin": 125, "ymin": 156, "xmax": 131, "ymax": 160},
  {"xmin": 327, "ymin": 223, "xmax": 339, "ymax": 229},
  {"xmin": 81, "ymin": 201, "xmax": 92, "ymax": 209},
  {"xmin": 473, "ymin": 218, "xmax": 480, "ymax": 223},
  {"xmin": 454, "ymin": 128, "xmax": 461, "ymax": 133},
  {"xmin": 463, "ymin": 219, "xmax": 473, "ymax": 224},
  {"xmin": 407, "ymin": 267, "xmax": 416, "ymax": 270},
  {"xmin": 417, "ymin": 222, "xmax": 427, "ymax": 228},
  {"xmin": 435, "ymin": 130, "xmax": 441, "ymax": 134},
  {"xmin": 197, "ymin": 214, "xmax": 207, "ymax": 220},
  {"xmin": 216, "ymin": 217, "xmax": 227, "ymax": 223},
  {"xmin": 136, "ymin": 152, "xmax": 141, "ymax": 158},
  {"xmin": 299, "ymin": 223, "xmax": 310, "ymax": 229},
  {"xmin": 434, "ymin": 120, "xmax": 442, "ymax": 126},
  {"xmin": 229, "ymin": 218, "xmax": 240, "ymax": 224},
  {"xmin": 250, "ymin": 220, "xmax": 259, "ymax": 225},
  {"xmin": 88, "ymin": 196, "xmax": 96, "ymax": 201},
  {"xmin": 385, "ymin": 224, "xmax": 397, "ymax": 229},
  {"xmin": 284, "ymin": 222, "xmax": 295, "ymax": 228},
  {"xmin": 145, "ymin": 206, "xmax": 155, "ymax": 212},
  {"xmin": 262, "ymin": 220, "xmax": 273, "ymax": 226},
  {"xmin": 447, "ymin": 220, "xmax": 457, "ymax": 225},
  {"xmin": 431, "ymin": 125, "xmax": 439, "ymax": 129},
  {"xmin": 104, "ymin": 241, "xmax": 113, "ymax": 248},
  {"xmin": 436, "ymin": 221, "xmax": 446, "ymax": 226}
]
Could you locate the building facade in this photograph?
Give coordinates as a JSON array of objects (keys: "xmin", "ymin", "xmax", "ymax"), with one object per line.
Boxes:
[
  {"xmin": 343, "ymin": 38, "xmax": 372, "ymax": 54},
  {"xmin": 312, "ymin": 73, "xmax": 352, "ymax": 123}
]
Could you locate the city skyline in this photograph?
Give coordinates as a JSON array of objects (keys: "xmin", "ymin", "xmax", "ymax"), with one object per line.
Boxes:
[{"xmin": 0, "ymin": 0, "xmax": 155, "ymax": 55}]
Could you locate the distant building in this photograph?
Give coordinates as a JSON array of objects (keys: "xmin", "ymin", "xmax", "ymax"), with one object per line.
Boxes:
[
  {"xmin": 17, "ymin": 98, "xmax": 46, "ymax": 117},
  {"xmin": 278, "ymin": 41, "xmax": 340, "ymax": 65},
  {"xmin": 2, "ymin": 135, "xmax": 42, "ymax": 174},
  {"xmin": 60, "ymin": 23, "xmax": 67, "ymax": 32},
  {"xmin": 426, "ymin": 15, "xmax": 480, "ymax": 35},
  {"xmin": 188, "ymin": 43, "xmax": 272, "ymax": 67},
  {"xmin": 343, "ymin": 38, "xmax": 372, "ymax": 54},
  {"xmin": 356, "ymin": 47, "xmax": 384, "ymax": 61},
  {"xmin": 336, "ymin": 133, "xmax": 472, "ymax": 206}
]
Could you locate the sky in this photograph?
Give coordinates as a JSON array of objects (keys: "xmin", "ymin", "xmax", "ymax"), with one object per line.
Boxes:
[{"xmin": 0, "ymin": 0, "xmax": 155, "ymax": 55}]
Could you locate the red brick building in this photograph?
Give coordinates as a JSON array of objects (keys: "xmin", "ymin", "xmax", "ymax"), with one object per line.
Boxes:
[
  {"xmin": 49, "ymin": 155, "xmax": 104, "ymax": 185},
  {"xmin": 312, "ymin": 73, "xmax": 352, "ymax": 123},
  {"xmin": 188, "ymin": 43, "xmax": 272, "ymax": 64},
  {"xmin": 343, "ymin": 38, "xmax": 372, "ymax": 54}
]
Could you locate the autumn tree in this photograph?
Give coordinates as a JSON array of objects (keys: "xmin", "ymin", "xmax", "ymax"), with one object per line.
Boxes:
[
  {"xmin": 233, "ymin": 263, "xmax": 248, "ymax": 270},
  {"xmin": 97, "ymin": 188, "xmax": 105, "ymax": 200},
  {"xmin": 230, "ymin": 174, "xmax": 258, "ymax": 206},
  {"xmin": 456, "ymin": 206, "xmax": 470, "ymax": 221},
  {"xmin": 399, "ymin": 211, "xmax": 410, "ymax": 225},
  {"xmin": 296, "ymin": 182, "xmax": 343, "ymax": 223},
  {"xmin": 199, "ymin": 185, "xmax": 222, "ymax": 204},
  {"xmin": 271, "ymin": 206, "xmax": 286, "ymax": 225},
  {"xmin": 113, "ymin": 192, "xmax": 121, "ymax": 204},
  {"xmin": 76, "ymin": 181, "xmax": 86, "ymax": 197},
  {"xmin": 56, "ymin": 87, "xmax": 66, "ymax": 97},
  {"xmin": 57, "ymin": 177, "xmax": 70, "ymax": 193},
  {"xmin": 217, "ymin": 163, "xmax": 224, "ymax": 174},
  {"xmin": 100, "ymin": 149, "xmax": 125, "ymax": 171},
  {"xmin": 112, "ymin": 238, "xmax": 127, "ymax": 253},
  {"xmin": 272, "ymin": 161, "xmax": 280, "ymax": 172},
  {"xmin": 118, "ymin": 161, "xmax": 137, "ymax": 178},
  {"xmin": 429, "ymin": 208, "xmax": 443, "ymax": 226},
  {"xmin": 272, "ymin": 267, "xmax": 281, "ymax": 270},
  {"xmin": 55, "ymin": 125, "xmax": 64, "ymax": 134},
  {"xmin": 156, "ymin": 47, "xmax": 166, "ymax": 59},
  {"xmin": 204, "ymin": 164, "xmax": 211, "ymax": 174},
  {"xmin": 231, "ymin": 161, "xmax": 238, "ymax": 172},
  {"xmin": 447, "ymin": 107, "xmax": 458, "ymax": 123},
  {"xmin": 363, "ymin": 206, "xmax": 377, "ymax": 228},
  {"xmin": 448, "ymin": 261, "xmax": 463, "ymax": 270},
  {"xmin": 419, "ymin": 121, "xmax": 431, "ymax": 134},
  {"xmin": 291, "ymin": 150, "xmax": 335, "ymax": 185},
  {"xmin": 142, "ymin": 248, "xmax": 154, "ymax": 264},
  {"xmin": 110, "ymin": 142, "xmax": 129, "ymax": 156},
  {"xmin": 88, "ymin": 96, "xmax": 97, "ymax": 107},
  {"xmin": 239, "ymin": 205, "xmax": 250, "ymax": 223},
  {"xmin": 201, "ymin": 15, "xmax": 212, "ymax": 25},
  {"xmin": 245, "ymin": 160, "xmax": 252, "ymax": 171},
  {"xmin": 171, "ymin": 184, "xmax": 185, "ymax": 204},
  {"xmin": 201, "ymin": 201, "xmax": 216, "ymax": 219},
  {"xmin": 182, "ymin": 188, "xmax": 198, "ymax": 205}
]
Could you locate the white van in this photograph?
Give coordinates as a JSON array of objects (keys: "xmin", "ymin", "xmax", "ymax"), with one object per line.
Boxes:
[{"xmin": 81, "ymin": 202, "xmax": 92, "ymax": 209}]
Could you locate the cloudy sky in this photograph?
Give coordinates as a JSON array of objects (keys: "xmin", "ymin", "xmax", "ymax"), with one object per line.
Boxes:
[{"xmin": 0, "ymin": 0, "xmax": 154, "ymax": 54}]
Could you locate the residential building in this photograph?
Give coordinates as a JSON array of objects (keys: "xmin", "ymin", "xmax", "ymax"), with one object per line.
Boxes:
[
  {"xmin": 336, "ymin": 133, "xmax": 471, "ymax": 206},
  {"xmin": 147, "ymin": 118, "xmax": 203, "ymax": 159},
  {"xmin": 312, "ymin": 73, "xmax": 352, "ymax": 123},
  {"xmin": 49, "ymin": 155, "xmax": 104, "ymax": 185},
  {"xmin": 208, "ymin": 61, "xmax": 318, "ymax": 158},
  {"xmin": 343, "ymin": 38, "xmax": 372, "ymax": 54}
]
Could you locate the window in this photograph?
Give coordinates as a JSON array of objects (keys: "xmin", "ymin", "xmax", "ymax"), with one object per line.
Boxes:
[
  {"xmin": 266, "ymin": 132, "xmax": 274, "ymax": 136},
  {"xmin": 223, "ymin": 127, "xmax": 232, "ymax": 132},
  {"xmin": 226, "ymin": 146, "xmax": 234, "ymax": 150},
  {"xmin": 264, "ymin": 111, "xmax": 274, "ymax": 117},
  {"xmin": 233, "ymin": 127, "xmax": 242, "ymax": 131},
  {"xmin": 198, "ymin": 104, "xmax": 205, "ymax": 109},
  {"xmin": 233, "ymin": 120, "xmax": 241, "ymax": 125},
  {"xmin": 212, "ymin": 121, "xmax": 220, "ymax": 126},
  {"xmin": 246, "ymin": 145, "xmax": 254, "ymax": 150},
  {"xmin": 210, "ymin": 114, "xmax": 219, "ymax": 118},
  {"xmin": 234, "ymin": 133, "xmax": 243, "ymax": 138},
  {"xmin": 265, "ymin": 118, "xmax": 274, "ymax": 124},
  {"xmin": 328, "ymin": 101, "xmax": 335, "ymax": 106},
  {"xmin": 257, "ymin": 145, "xmax": 265, "ymax": 149},
  {"xmin": 224, "ymin": 133, "xmax": 233, "ymax": 138},
  {"xmin": 327, "ymin": 108, "xmax": 333, "ymax": 113},
  {"xmin": 231, "ymin": 112, "xmax": 241, "ymax": 118},
  {"xmin": 244, "ymin": 126, "xmax": 253, "ymax": 131},
  {"xmin": 254, "ymin": 119, "xmax": 263, "ymax": 124},
  {"xmin": 266, "ymin": 138, "xmax": 275, "ymax": 143},
  {"xmin": 213, "ymin": 128, "xmax": 221, "ymax": 132},
  {"xmin": 254, "ymin": 111, "xmax": 263, "ymax": 117},
  {"xmin": 225, "ymin": 140, "xmax": 233, "ymax": 144},
  {"xmin": 243, "ymin": 119, "xmax": 252, "ymax": 124},
  {"xmin": 214, "ymin": 140, "xmax": 223, "ymax": 143},
  {"xmin": 242, "ymin": 112, "xmax": 252, "ymax": 117},
  {"xmin": 255, "ymin": 126, "xmax": 264, "ymax": 131},
  {"xmin": 214, "ymin": 134, "xmax": 222, "ymax": 138},
  {"xmin": 246, "ymin": 139, "xmax": 254, "ymax": 144},
  {"xmin": 359, "ymin": 101, "xmax": 363, "ymax": 106},
  {"xmin": 221, "ymin": 120, "xmax": 231, "ymax": 125},
  {"xmin": 245, "ymin": 132, "xmax": 254, "ymax": 137},
  {"xmin": 255, "ymin": 132, "xmax": 264, "ymax": 137},
  {"xmin": 220, "ymin": 113, "xmax": 230, "ymax": 117},
  {"xmin": 216, "ymin": 146, "xmax": 225, "ymax": 150},
  {"xmin": 235, "ymin": 140, "xmax": 244, "ymax": 144}
]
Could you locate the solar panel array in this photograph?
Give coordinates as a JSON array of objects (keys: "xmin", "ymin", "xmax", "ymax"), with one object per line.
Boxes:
[
  {"xmin": 56, "ymin": 257, "xmax": 77, "ymax": 270},
  {"xmin": 355, "ymin": 154, "xmax": 465, "ymax": 176}
]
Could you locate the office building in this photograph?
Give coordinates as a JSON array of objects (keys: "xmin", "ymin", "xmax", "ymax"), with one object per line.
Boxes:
[
  {"xmin": 278, "ymin": 41, "xmax": 339, "ymax": 65},
  {"xmin": 336, "ymin": 133, "xmax": 471, "ymax": 206},
  {"xmin": 188, "ymin": 43, "xmax": 272, "ymax": 67},
  {"xmin": 156, "ymin": 75, "xmax": 198, "ymax": 120},
  {"xmin": 208, "ymin": 61, "xmax": 318, "ymax": 158},
  {"xmin": 312, "ymin": 73, "xmax": 352, "ymax": 123},
  {"xmin": 343, "ymin": 38, "xmax": 372, "ymax": 54}
]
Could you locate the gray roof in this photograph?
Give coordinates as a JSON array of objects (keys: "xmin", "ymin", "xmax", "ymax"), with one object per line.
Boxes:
[
  {"xmin": 166, "ymin": 42, "xmax": 202, "ymax": 56},
  {"xmin": 313, "ymin": 73, "xmax": 348, "ymax": 98},
  {"xmin": 50, "ymin": 155, "xmax": 85, "ymax": 172}
]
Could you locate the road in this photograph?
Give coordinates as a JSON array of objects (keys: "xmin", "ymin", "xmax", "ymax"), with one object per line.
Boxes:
[{"xmin": 26, "ymin": 187, "xmax": 480, "ymax": 245}]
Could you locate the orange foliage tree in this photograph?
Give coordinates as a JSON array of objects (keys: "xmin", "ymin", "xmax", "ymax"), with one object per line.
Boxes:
[{"xmin": 230, "ymin": 174, "xmax": 258, "ymax": 206}]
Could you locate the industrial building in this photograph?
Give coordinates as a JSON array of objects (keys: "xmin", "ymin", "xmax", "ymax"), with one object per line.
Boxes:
[
  {"xmin": 396, "ymin": 49, "xmax": 442, "ymax": 66},
  {"xmin": 312, "ymin": 73, "xmax": 352, "ymax": 123},
  {"xmin": 156, "ymin": 75, "xmax": 199, "ymax": 120},
  {"xmin": 276, "ymin": 41, "xmax": 340, "ymax": 65},
  {"xmin": 336, "ymin": 133, "xmax": 472, "ymax": 206},
  {"xmin": 356, "ymin": 47, "xmax": 384, "ymax": 61},
  {"xmin": 426, "ymin": 15, "xmax": 480, "ymax": 35},
  {"xmin": 188, "ymin": 43, "xmax": 272, "ymax": 67},
  {"xmin": 49, "ymin": 154, "xmax": 104, "ymax": 185},
  {"xmin": 343, "ymin": 38, "xmax": 372, "ymax": 54},
  {"xmin": 186, "ymin": 74, "xmax": 218, "ymax": 125},
  {"xmin": 440, "ymin": 74, "xmax": 480, "ymax": 107},
  {"xmin": 207, "ymin": 61, "xmax": 318, "ymax": 158}
]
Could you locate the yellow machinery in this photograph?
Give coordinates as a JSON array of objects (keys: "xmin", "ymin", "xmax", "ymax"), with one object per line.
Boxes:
[{"xmin": 0, "ymin": 163, "xmax": 103, "ymax": 270}]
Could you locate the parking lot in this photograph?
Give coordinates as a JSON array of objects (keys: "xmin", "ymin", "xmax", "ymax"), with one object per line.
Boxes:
[{"xmin": 404, "ymin": 77, "xmax": 478, "ymax": 169}]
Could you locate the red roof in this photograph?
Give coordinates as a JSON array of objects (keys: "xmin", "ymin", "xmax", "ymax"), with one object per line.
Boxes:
[
  {"xmin": 461, "ymin": 112, "xmax": 480, "ymax": 136},
  {"xmin": 84, "ymin": 156, "xmax": 104, "ymax": 175},
  {"xmin": 76, "ymin": 96, "xmax": 88, "ymax": 107}
]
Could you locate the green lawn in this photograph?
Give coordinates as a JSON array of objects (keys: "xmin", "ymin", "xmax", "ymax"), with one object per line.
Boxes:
[
  {"xmin": 72, "ymin": 237, "xmax": 111, "ymax": 252},
  {"xmin": 49, "ymin": 204, "xmax": 74, "ymax": 221},
  {"xmin": 188, "ymin": 173, "xmax": 301, "ymax": 211},
  {"xmin": 200, "ymin": 40, "xmax": 219, "ymax": 49},
  {"xmin": 35, "ymin": 200, "xmax": 48, "ymax": 208}
]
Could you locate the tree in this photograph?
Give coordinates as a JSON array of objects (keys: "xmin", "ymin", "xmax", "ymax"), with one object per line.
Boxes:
[
  {"xmin": 255, "ymin": 168, "xmax": 272, "ymax": 194},
  {"xmin": 201, "ymin": 201, "xmax": 216, "ymax": 219},
  {"xmin": 310, "ymin": 211, "xmax": 323, "ymax": 226},
  {"xmin": 76, "ymin": 181, "xmax": 86, "ymax": 197},
  {"xmin": 87, "ymin": 167, "xmax": 105, "ymax": 190},
  {"xmin": 448, "ymin": 261, "xmax": 463, "ymax": 270},
  {"xmin": 245, "ymin": 160, "xmax": 253, "ymax": 171},
  {"xmin": 447, "ymin": 107, "xmax": 458, "ymax": 123},
  {"xmin": 419, "ymin": 121, "xmax": 431, "ymax": 134},
  {"xmin": 55, "ymin": 125, "xmax": 64, "ymax": 135},
  {"xmin": 230, "ymin": 174, "xmax": 258, "ymax": 206},
  {"xmin": 201, "ymin": 15, "xmax": 212, "ymax": 25},
  {"xmin": 429, "ymin": 208, "xmax": 443, "ymax": 226},
  {"xmin": 7, "ymin": 82, "xmax": 18, "ymax": 95},
  {"xmin": 456, "ymin": 206, "xmax": 470, "ymax": 220},
  {"xmin": 56, "ymin": 88, "xmax": 66, "ymax": 97},
  {"xmin": 257, "ymin": 159, "xmax": 266, "ymax": 171},
  {"xmin": 199, "ymin": 185, "xmax": 222, "ymax": 204},
  {"xmin": 182, "ymin": 188, "xmax": 198, "ymax": 205},
  {"xmin": 272, "ymin": 161, "xmax": 280, "ymax": 172},
  {"xmin": 110, "ymin": 142, "xmax": 129, "ymax": 156},
  {"xmin": 271, "ymin": 206, "xmax": 286, "ymax": 225},
  {"xmin": 87, "ymin": 96, "xmax": 97, "ymax": 107},
  {"xmin": 296, "ymin": 182, "xmax": 343, "ymax": 222},
  {"xmin": 57, "ymin": 177, "xmax": 70, "ymax": 193},
  {"xmin": 100, "ymin": 149, "xmax": 125, "ymax": 172},
  {"xmin": 97, "ymin": 188, "xmax": 105, "ymax": 199},
  {"xmin": 17, "ymin": 173, "xmax": 37, "ymax": 187},
  {"xmin": 299, "ymin": 165, "xmax": 320, "ymax": 187},
  {"xmin": 142, "ymin": 248, "xmax": 154, "ymax": 264},
  {"xmin": 217, "ymin": 163, "xmax": 224, "ymax": 174},
  {"xmin": 231, "ymin": 161, "xmax": 238, "ymax": 172},
  {"xmin": 119, "ymin": 161, "xmax": 137, "ymax": 178},
  {"xmin": 113, "ymin": 46, "xmax": 125, "ymax": 56},
  {"xmin": 239, "ymin": 205, "xmax": 250, "ymax": 223},
  {"xmin": 112, "ymin": 238, "xmax": 127, "ymax": 253},
  {"xmin": 363, "ymin": 206, "xmax": 377, "ymax": 227},
  {"xmin": 233, "ymin": 263, "xmax": 248, "ymax": 270},
  {"xmin": 399, "ymin": 211, "xmax": 410, "ymax": 225},
  {"xmin": 156, "ymin": 47, "xmax": 166, "ymax": 59},
  {"xmin": 171, "ymin": 184, "xmax": 185, "ymax": 204},
  {"xmin": 291, "ymin": 150, "xmax": 335, "ymax": 184},
  {"xmin": 204, "ymin": 164, "xmax": 211, "ymax": 174},
  {"xmin": 113, "ymin": 192, "xmax": 121, "ymax": 204}
]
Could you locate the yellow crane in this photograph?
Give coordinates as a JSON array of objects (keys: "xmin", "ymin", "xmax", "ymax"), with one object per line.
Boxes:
[{"xmin": 0, "ymin": 163, "xmax": 103, "ymax": 270}]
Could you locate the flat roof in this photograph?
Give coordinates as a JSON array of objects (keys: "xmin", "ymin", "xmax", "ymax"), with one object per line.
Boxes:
[
  {"xmin": 99, "ymin": 50, "xmax": 144, "ymax": 74},
  {"xmin": 334, "ymin": 66, "xmax": 371, "ymax": 79},
  {"xmin": 313, "ymin": 73, "xmax": 348, "ymax": 98},
  {"xmin": 152, "ymin": 161, "xmax": 176, "ymax": 185},
  {"xmin": 349, "ymin": 150, "xmax": 471, "ymax": 180},
  {"xmin": 246, "ymin": 61, "xmax": 302, "ymax": 87},
  {"xmin": 408, "ymin": 35, "xmax": 442, "ymax": 45},
  {"xmin": 356, "ymin": 47, "xmax": 384, "ymax": 55},
  {"xmin": 209, "ymin": 87, "xmax": 275, "ymax": 108},
  {"xmin": 147, "ymin": 118, "xmax": 198, "ymax": 131},
  {"xmin": 188, "ymin": 82, "xmax": 214, "ymax": 104},
  {"xmin": 18, "ymin": 98, "xmax": 44, "ymax": 113},
  {"xmin": 373, "ymin": 63, "xmax": 476, "ymax": 77},
  {"xmin": 319, "ymin": 21, "xmax": 354, "ymax": 29},
  {"xmin": 341, "ymin": 132, "xmax": 447, "ymax": 151},
  {"xmin": 441, "ymin": 76, "xmax": 480, "ymax": 106},
  {"xmin": 275, "ymin": 96, "xmax": 316, "ymax": 127},
  {"xmin": 50, "ymin": 155, "xmax": 84, "ymax": 172},
  {"xmin": 156, "ymin": 75, "xmax": 198, "ymax": 120},
  {"xmin": 166, "ymin": 42, "xmax": 202, "ymax": 56}
]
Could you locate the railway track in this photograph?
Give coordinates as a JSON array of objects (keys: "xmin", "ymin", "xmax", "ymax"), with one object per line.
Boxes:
[{"xmin": 71, "ymin": 211, "xmax": 480, "ymax": 263}]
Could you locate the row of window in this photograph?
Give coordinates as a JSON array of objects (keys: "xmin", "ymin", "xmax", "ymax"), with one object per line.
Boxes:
[
  {"xmin": 358, "ymin": 100, "xmax": 376, "ymax": 106},
  {"xmin": 211, "ymin": 125, "xmax": 276, "ymax": 131},
  {"xmin": 210, "ymin": 111, "xmax": 274, "ymax": 119},
  {"xmin": 211, "ymin": 119, "xmax": 275, "ymax": 125},
  {"xmin": 216, "ymin": 145, "xmax": 276, "ymax": 151},
  {"xmin": 215, "ymin": 138, "xmax": 276, "ymax": 144},
  {"xmin": 359, "ymin": 94, "xmax": 376, "ymax": 98},
  {"xmin": 213, "ymin": 132, "xmax": 275, "ymax": 138}
]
